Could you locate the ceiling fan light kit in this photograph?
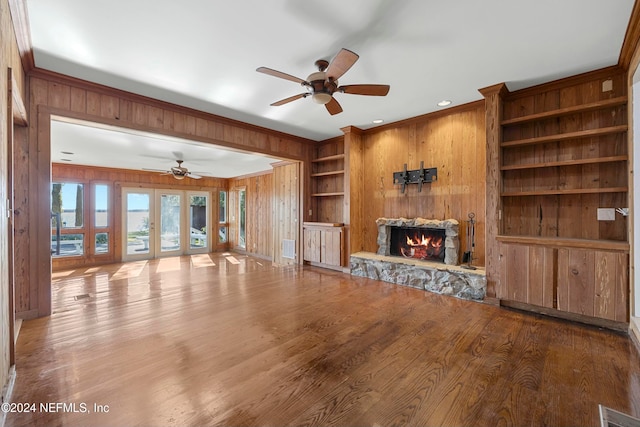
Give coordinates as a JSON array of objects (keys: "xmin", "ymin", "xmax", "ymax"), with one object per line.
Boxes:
[
  {"xmin": 312, "ymin": 92, "xmax": 332, "ymax": 105},
  {"xmin": 257, "ymin": 48, "xmax": 390, "ymax": 115}
]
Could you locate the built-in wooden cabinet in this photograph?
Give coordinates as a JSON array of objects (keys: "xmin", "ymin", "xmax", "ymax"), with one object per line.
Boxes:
[
  {"xmin": 492, "ymin": 68, "xmax": 630, "ymax": 327},
  {"xmin": 306, "ymin": 138, "xmax": 348, "ymax": 268},
  {"xmin": 303, "ymin": 222, "xmax": 344, "ymax": 270},
  {"xmin": 498, "ymin": 237, "xmax": 629, "ymax": 326}
]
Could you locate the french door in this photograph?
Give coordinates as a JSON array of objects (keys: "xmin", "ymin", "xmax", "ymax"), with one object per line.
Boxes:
[{"xmin": 123, "ymin": 188, "xmax": 210, "ymax": 261}]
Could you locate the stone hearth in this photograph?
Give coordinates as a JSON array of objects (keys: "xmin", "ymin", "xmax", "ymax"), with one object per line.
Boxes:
[
  {"xmin": 350, "ymin": 252, "xmax": 486, "ymax": 301},
  {"xmin": 376, "ymin": 217, "xmax": 459, "ymax": 265}
]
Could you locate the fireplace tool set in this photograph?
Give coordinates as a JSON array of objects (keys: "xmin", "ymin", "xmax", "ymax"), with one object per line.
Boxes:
[{"xmin": 462, "ymin": 212, "xmax": 476, "ymax": 270}]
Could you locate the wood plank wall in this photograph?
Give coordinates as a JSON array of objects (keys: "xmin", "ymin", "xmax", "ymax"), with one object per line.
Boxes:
[
  {"xmin": 2, "ymin": 0, "xmax": 27, "ymax": 402},
  {"xmin": 229, "ymin": 171, "xmax": 274, "ymax": 259},
  {"xmin": 49, "ymin": 163, "xmax": 228, "ymax": 273},
  {"xmin": 16, "ymin": 70, "xmax": 314, "ymax": 319},
  {"xmin": 272, "ymin": 162, "xmax": 300, "ymax": 265},
  {"xmin": 356, "ymin": 102, "xmax": 487, "ymax": 266}
]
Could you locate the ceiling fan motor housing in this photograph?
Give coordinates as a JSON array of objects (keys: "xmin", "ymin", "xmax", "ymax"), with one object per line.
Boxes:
[{"xmin": 307, "ymin": 71, "xmax": 338, "ymax": 104}]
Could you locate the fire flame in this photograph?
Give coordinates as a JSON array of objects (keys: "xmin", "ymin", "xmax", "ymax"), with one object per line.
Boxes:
[{"xmin": 405, "ymin": 234, "xmax": 443, "ymax": 248}]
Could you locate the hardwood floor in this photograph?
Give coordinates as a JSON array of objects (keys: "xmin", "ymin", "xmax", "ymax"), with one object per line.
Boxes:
[{"xmin": 5, "ymin": 253, "xmax": 640, "ymax": 426}]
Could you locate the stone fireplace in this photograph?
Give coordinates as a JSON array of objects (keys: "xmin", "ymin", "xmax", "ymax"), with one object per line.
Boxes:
[
  {"xmin": 376, "ymin": 217, "xmax": 459, "ymax": 265},
  {"xmin": 350, "ymin": 217, "xmax": 485, "ymax": 302}
]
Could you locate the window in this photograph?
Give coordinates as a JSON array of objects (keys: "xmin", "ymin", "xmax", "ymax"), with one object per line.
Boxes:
[
  {"xmin": 219, "ymin": 191, "xmax": 227, "ymax": 223},
  {"xmin": 239, "ymin": 189, "xmax": 246, "ymax": 249},
  {"xmin": 51, "ymin": 183, "xmax": 84, "ymax": 229},
  {"xmin": 95, "ymin": 233, "xmax": 109, "ymax": 254},
  {"xmin": 51, "ymin": 182, "xmax": 84, "ymax": 257},
  {"xmin": 189, "ymin": 194, "xmax": 208, "ymax": 250},
  {"xmin": 219, "ymin": 190, "xmax": 228, "ymax": 244},
  {"xmin": 95, "ymin": 184, "xmax": 108, "ymax": 228}
]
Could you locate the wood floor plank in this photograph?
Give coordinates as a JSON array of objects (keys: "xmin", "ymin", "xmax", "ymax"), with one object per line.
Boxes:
[{"xmin": 6, "ymin": 253, "xmax": 640, "ymax": 426}]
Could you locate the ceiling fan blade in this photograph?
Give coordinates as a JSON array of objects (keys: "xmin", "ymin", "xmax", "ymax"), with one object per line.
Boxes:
[
  {"xmin": 256, "ymin": 67, "xmax": 307, "ymax": 85},
  {"xmin": 339, "ymin": 84, "xmax": 390, "ymax": 96},
  {"xmin": 271, "ymin": 93, "xmax": 309, "ymax": 106},
  {"xmin": 325, "ymin": 97, "xmax": 343, "ymax": 115},
  {"xmin": 188, "ymin": 173, "xmax": 202, "ymax": 179},
  {"xmin": 325, "ymin": 48, "xmax": 359, "ymax": 80},
  {"xmin": 142, "ymin": 168, "xmax": 169, "ymax": 172}
]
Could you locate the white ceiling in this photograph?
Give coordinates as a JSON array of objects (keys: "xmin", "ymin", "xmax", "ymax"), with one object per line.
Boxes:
[{"xmin": 27, "ymin": 0, "xmax": 635, "ymax": 175}]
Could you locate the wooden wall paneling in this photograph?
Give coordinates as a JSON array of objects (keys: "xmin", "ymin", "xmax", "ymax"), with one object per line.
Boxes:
[
  {"xmin": 480, "ymin": 84, "xmax": 508, "ymax": 298},
  {"xmin": 475, "ymin": 107, "xmax": 487, "ymax": 266},
  {"xmin": 36, "ymin": 111, "xmax": 52, "ymax": 317},
  {"xmin": 272, "ymin": 162, "xmax": 300, "ymax": 265},
  {"xmin": 343, "ymin": 126, "xmax": 364, "ymax": 256},
  {"xmin": 3, "ymin": 0, "xmax": 29, "ymax": 397},
  {"xmin": 358, "ymin": 103, "xmax": 487, "ymax": 265},
  {"xmin": 229, "ymin": 171, "xmax": 273, "ymax": 258},
  {"xmin": 12, "ymin": 124, "xmax": 29, "ymax": 314},
  {"xmin": 361, "ymin": 132, "xmax": 382, "ymax": 253}
]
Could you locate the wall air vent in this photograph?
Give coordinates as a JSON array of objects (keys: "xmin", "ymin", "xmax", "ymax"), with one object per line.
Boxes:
[{"xmin": 283, "ymin": 239, "xmax": 296, "ymax": 259}]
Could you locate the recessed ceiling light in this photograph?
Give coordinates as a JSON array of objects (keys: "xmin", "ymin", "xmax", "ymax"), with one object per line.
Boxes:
[
  {"xmin": 61, "ymin": 151, "xmax": 74, "ymax": 155},
  {"xmin": 437, "ymin": 100, "xmax": 452, "ymax": 107},
  {"xmin": 372, "ymin": 119, "xmax": 384, "ymax": 124}
]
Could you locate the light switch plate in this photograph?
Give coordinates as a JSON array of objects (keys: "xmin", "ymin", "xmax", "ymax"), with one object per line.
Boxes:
[{"xmin": 597, "ymin": 208, "xmax": 615, "ymax": 221}]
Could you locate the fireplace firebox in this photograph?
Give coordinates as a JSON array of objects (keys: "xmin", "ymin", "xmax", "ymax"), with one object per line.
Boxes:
[
  {"xmin": 376, "ymin": 217, "xmax": 460, "ymax": 265},
  {"xmin": 389, "ymin": 227, "xmax": 446, "ymax": 263}
]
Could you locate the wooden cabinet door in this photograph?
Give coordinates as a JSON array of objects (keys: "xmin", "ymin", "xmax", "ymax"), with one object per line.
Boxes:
[
  {"xmin": 499, "ymin": 242, "xmax": 554, "ymax": 308},
  {"xmin": 303, "ymin": 228, "xmax": 321, "ymax": 263},
  {"xmin": 557, "ymin": 248, "xmax": 628, "ymax": 322},
  {"xmin": 320, "ymin": 229, "xmax": 342, "ymax": 266}
]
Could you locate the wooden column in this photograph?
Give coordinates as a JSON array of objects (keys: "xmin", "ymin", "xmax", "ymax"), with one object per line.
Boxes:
[
  {"xmin": 479, "ymin": 83, "xmax": 508, "ymax": 299},
  {"xmin": 341, "ymin": 126, "xmax": 364, "ymax": 259}
]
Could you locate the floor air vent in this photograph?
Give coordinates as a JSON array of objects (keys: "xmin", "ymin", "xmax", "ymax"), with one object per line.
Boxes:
[
  {"xmin": 599, "ymin": 405, "xmax": 640, "ymax": 427},
  {"xmin": 282, "ymin": 239, "xmax": 296, "ymax": 259}
]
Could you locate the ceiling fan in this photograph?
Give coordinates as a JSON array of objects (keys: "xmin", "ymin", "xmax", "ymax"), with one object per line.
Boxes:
[
  {"xmin": 144, "ymin": 160, "xmax": 203, "ymax": 180},
  {"xmin": 256, "ymin": 48, "xmax": 390, "ymax": 115}
]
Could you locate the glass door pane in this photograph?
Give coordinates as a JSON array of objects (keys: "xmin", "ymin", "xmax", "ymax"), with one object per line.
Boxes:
[
  {"xmin": 159, "ymin": 193, "xmax": 182, "ymax": 253},
  {"xmin": 188, "ymin": 193, "xmax": 208, "ymax": 252},
  {"xmin": 239, "ymin": 189, "xmax": 246, "ymax": 249},
  {"xmin": 124, "ymin": 190, "xmax": 153, "ymax": 259}
]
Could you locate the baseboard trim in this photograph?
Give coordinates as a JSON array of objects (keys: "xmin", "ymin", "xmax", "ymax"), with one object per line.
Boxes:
[{"xmin": 500, "ymin": 300, "xmax": 629, "ymax": 333}]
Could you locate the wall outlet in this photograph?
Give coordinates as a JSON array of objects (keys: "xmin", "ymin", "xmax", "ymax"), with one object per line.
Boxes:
[
  {"xmin": 597, "ymin": 208, "xmax": 615, "ymax": 221},
  {"xmin": 602, "ymin": 79, "xmax": 613, "ymax": 92}
]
